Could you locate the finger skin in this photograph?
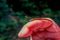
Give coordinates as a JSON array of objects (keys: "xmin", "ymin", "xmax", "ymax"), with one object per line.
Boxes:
[
  {"xmin": 18, "ymin": 18, "xmax": 60, "ymax": 40},
  {"xmin": 46, "ymin": 18, "xmax": 60, "ymax": 32},
  {"xmin": 30, "ymin": 32, "xmax": 60, "ymax": 40},
  {"xmin": 18, "ymin": 19, "xmax": 52, "ymax": 38},
  {"xmin": 18, "ymin": 20, "xmax": 43, "ymax": 38}
]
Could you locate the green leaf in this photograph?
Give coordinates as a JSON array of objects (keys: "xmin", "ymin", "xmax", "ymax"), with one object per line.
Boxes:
[
  {"xmin": 0, "ymin": 22, "xmax": 6, "ymax": 32},
  {"xmin": 0, "ymin": 11, "xmax": 3, "ymax": 17},
  {"xmin": 12, "ymin": 11, "xmax": 25, "ymax": 16},
  {"xmin": 0, "ymin": 36, "xmax": 6, "ymax": 40},
  {"xmin": 30, "ymin": 10, "xmax": 40, "ymax": 15},
  {"xmin": 22, "ymin": 2, "xmax": 34, "ymax": 7},
  {"xmin": 1, "ymin": 0, "xmax": 7, "ymax": 3},
  {"xmin": 16, "ymin": 11, "xmax": 25, "ymax": 16},
  {"xmin": 43, "ymin": 8, "xmax": 52, "ymax": 14},
  {"xmin": 0, "ymin": 3, "xmax": 4, "ymax": 7},
  {"xmin": 19, "ymin": 16, "xmax": 30, "ymax": 25}
]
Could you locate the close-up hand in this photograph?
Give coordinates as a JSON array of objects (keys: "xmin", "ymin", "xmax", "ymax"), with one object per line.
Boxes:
[{"xmin": 18, "ymin": 18, "xmax": 60, "ymax": 40}]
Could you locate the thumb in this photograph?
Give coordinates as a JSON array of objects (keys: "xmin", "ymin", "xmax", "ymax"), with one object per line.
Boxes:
[{"xmin": 18, "ymin": 20, "xmax": 43, "ymax": 38}]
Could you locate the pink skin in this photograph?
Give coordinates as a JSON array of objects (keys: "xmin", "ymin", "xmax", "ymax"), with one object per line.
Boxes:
[{"xmin": 18, "ymin": 18, "xmax": 60, "ymax": 40}]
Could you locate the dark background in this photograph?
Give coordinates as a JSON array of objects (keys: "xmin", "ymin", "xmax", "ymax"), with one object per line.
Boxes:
[{"xmin": 0, "ymin": 0, "xmax": 60, "ymax": 40}]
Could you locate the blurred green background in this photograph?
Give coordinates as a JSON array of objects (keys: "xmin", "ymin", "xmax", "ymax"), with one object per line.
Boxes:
[{"xmin": 0, "ymin": 0, "xmax": 60, "ymax": 40}]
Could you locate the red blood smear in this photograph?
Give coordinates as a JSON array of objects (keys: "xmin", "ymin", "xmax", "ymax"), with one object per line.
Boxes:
[
  {"xmin": 18, "ymin": 18, "xmax": 60, "ymax": 40},
  {"xmin": 31, "ymin": 30, "xmax": 60, "ymax": 40}
]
